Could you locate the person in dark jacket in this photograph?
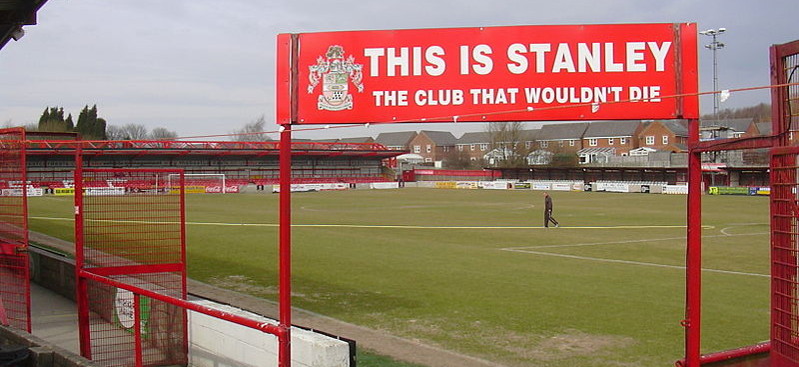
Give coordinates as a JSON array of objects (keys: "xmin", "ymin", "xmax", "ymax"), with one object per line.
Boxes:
[{"xmin": 543, "ymin": 192, "xmax": 559, "ymax": 228}]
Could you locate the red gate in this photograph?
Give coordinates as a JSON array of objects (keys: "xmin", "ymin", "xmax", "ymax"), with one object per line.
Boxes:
[
  {"xmin": 75, "ymin": 167, "xmax": 188, "ymax": 367},
  {"xmin": 770, "ymin": 39, "xmax": 799, "ymax": 367},
  {"xmin": 0, "ymin": 127, "xmax": 30, "ymax": 332}
]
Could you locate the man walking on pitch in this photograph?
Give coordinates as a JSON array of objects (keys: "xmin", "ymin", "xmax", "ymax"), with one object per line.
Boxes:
[{"xmin": 543, "ymin": 192, "xmax": 559, "ymax": 228}]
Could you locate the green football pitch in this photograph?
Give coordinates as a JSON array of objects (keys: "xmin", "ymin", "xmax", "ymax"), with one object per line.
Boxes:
[{"xmin": 27, "ymin": 189, "xmax": 770, "ymax": 366}]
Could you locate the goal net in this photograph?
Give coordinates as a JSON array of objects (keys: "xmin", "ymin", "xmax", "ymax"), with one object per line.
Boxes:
[{"xmin": 167, "ymin": 173, "xmax": 228, "ymax": 194}]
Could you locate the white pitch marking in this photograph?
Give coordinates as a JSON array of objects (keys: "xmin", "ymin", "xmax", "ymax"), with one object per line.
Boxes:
[
  {"xmin": 519, "ymin": 231, "xmax": 768, "ymax": 250},
  {"xmin": 28, "ymin": 216, "xmax": 705, "ymax": 230},
  {"xmin": 500, "ymin": 247, "xmax": 769, "ymax": 278}
]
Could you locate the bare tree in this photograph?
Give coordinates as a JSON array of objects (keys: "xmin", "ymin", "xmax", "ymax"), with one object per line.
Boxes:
[
  {"xmin": 150, "ymin": 127, "xmax": 178, "ymax": 140},
  {"xmin": 485, "ymin": 121, "xmax": 533, "ymax": 167},
  {"xmin": 231, "ymin": 115, "xmax": 272, "ymax": 141},
  {"xmin": 120, "ymin": 124, "xmax": 149, "ymax": 140},
  {"xmin": 106, "ymin": 125, "xmax": 127, "ymax": 140}
]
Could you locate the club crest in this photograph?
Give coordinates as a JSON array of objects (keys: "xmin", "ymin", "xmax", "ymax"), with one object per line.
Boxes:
[{"xmin": 308, "ymin": 45, "xmax": 364, "ymax": 111}]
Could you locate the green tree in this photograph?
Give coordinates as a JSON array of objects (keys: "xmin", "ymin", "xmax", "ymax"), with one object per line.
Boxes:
[
  {"xmin": 37, "ymin": 106, "xmax": 70, "ymax": 132},
  {"xmin": 74, "ymin": 104, "xmax": 108, "ymax": 139}
]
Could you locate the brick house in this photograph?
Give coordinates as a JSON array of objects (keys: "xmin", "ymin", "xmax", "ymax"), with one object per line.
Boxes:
[
  {"xmin": 375, "ymin": 131, "xmax": 417, "ymax": 150},
  {"xmin": 455, "ymin": 131, "xmax": 492, "ymax": 162},
  {"xmin": 700, "ymin": 118, "xmax": 756, "ymax": 140},
  {"xmin": 408, "ymin": 130, "xmax": 458, "ymax": 164},
  {"xmin": 535, "ymin": 123, "xmax": 589, "ymax": 153},
  {"xmin": 579, "ymin": 121, "xmax": 642, "ymax": 163},
  {"xmin": 636, "ymin": 120, "xmax": 689, "ymax": 153}
]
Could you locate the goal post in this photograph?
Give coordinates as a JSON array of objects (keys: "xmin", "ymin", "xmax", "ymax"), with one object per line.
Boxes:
[{"xmin": 167, "ymin": 173, "xmax": 227, "ymax": 193}]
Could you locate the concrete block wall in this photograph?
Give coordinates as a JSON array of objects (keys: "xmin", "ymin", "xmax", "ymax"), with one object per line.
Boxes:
[
  {"xmin": 189, "ymin": 300, "xmax": 351, "ymax": 367},
  {"xmin": 0, "ymin": 325, "xmax": 102, "ymax": 367}
]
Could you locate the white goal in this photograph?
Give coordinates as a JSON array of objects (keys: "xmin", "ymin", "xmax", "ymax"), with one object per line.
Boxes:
[{"xmin": 167, "ymin": 173, "xmax": 228, "ymax": 193}]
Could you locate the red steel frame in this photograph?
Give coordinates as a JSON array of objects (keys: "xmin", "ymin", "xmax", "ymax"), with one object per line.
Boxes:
[
  {"xmin": 770, "ymin": 39, "xmax": 799, "ymax": 367},
  {"xmin": 679, "ymin": 39, "xmax": 799, "ymax": 367},
  {"xmin": 277, "ymin": 25, "xmax": 698, "ymax": 367},
  {"xmin": 73, "ymin": 160, "xmax": 288, "ymax": 366},
  {"xmin": 0, "ymin": 127, "xmax": 30, "ymax": 332},
  {"xmin": 75, "ymin": 165, "xmax": 190, "ymax": 366}
]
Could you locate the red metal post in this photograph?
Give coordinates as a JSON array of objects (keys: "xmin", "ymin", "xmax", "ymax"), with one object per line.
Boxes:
[
  {"xmin": 278, "ymin": 124, "xmax": 292, "ymax": 367},
  {"xmin": 18, "ymin": 129, "xmax": 31, "ymax": 333},
  {"xmin": 73, "ymin": 146, "xmax": 92, "ymax": 359},
  {"xmin": 685, "ymin": 118, "xmax": 702, "ymax": 366},
  {"xmin": 134, "ymin": 294, "xmax": 143, "ymax": 367}
]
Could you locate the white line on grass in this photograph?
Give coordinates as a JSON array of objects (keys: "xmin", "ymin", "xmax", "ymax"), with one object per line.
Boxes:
[
  {"xmin": 501, "ymin": 247, "xmax": 769, "ymax": 278},
  {"xmin": 515, "ymin": 231, "xmax": 767, "ymax": 250},
  {"xmin": 28, "ymin": 216, "xmax": 705, "ymax": 230}
]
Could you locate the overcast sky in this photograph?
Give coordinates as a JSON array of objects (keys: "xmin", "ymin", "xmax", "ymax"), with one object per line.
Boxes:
[{"xmin": 1, "ymin": 0, "xmax": 796, "ymax": 140}]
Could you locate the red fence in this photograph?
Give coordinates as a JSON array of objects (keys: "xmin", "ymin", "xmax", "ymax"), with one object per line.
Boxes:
[
  {"xmin": 75, "ymin": 168, "xmax": 188, "ymax": 366},
  {"xmin": 0, "ymin": 127, "xmax": 30, "ymax": 332},
  {"xmin": 770, "ymin": 39, "xmax": 799, "ymax": 367}
]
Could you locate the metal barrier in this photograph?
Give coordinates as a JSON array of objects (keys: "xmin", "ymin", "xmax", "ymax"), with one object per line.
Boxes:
[{"xmin": 0, "ymin": 127, "xmax": 30, "ymax": 332}]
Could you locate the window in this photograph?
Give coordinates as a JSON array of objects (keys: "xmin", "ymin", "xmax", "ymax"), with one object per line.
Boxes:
[
  {"xmin": 559, "ymin": 140, "xmax": 564, "ymax": 147},
  {"xmin": 525, "ymin": 141, "xmax": 532, "ymax": 149},
  {"xmin": 413, "ymin": 145, "xmax": 421, "ymax": 153},
  {"xmin": 479, "ymin": 143, "xmax": 489, "ymax": 151},
  {"xmin": 620, "ymin": 137, "xmax": 627, "ymax": 145},
  {"xmin": 426, "ymin": 144, "xmax": 432, "ymax": 153},
  {"xmin": 662, "ymin": 135, "xmax": 669, "ymax": 144},
  {"xmin": 470, "ymin": 144, "xmax": 476, "ymax": 151},
  {"xmin": 424, "ymin": 158, "xmax": 433, "ymax": 163},
  {"xmin": 645, "ymin": 136, "xmax": 655, "ymax": 145},
  {"xmin": 540, "ymin": 141, "xmax": 549, "ymax": 148},
  {"xmin": 588, "ymin": 138, "xmax": 598, "ymax": 147},
  {"xmin": 608, "ymin": 138, "xmax": 614, "ymax": 145},
  {"xmin": 443, "ymin": 146, "xmax": 450, "ymax": 152},
  {"xmin": 569, "ymin": 140, "xmax": 575, "ymax": 146},
  {"xmin": 458, "ymin": 145, "xmax": 464, "ymax": 151}
]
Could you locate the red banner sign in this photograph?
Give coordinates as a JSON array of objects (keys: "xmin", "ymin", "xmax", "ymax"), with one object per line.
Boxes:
[{"xmin": 277, "ymin": 23, "xmax": 698, "ymax": 125}]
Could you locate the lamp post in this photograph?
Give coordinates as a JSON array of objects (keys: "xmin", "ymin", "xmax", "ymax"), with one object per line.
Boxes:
[{"xmin": 699, "ymin": 28, "xmax": 726, "ymax": 120}]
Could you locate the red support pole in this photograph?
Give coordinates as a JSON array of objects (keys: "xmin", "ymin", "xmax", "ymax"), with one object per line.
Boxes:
[
  {"xmin": 134, "ymin": 294, "xmax": 143, "ymax": 367},
  {"xmin": 685, "ymin": 118, "xmax": 702, "ymax": 366},
  {"xmin": 74, "ymin": 146, "xmax": 92, "ymax": 359},
  {"xmin": 278, "ymin": 124, "xmax": 292, "ymax": 367}
]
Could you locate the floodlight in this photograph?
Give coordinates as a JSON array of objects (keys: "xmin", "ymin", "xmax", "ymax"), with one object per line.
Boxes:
[{"xmin": 11, "ymin": 27, "xmax": 24, "ymax": 41}]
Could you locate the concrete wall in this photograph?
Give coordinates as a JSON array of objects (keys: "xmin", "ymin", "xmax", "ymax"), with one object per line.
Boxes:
[
  {"xmin": 189, "ymin": 300, "xmax": 351, "ymax": 367},
  {"xmin": 27, "ymin": 237, "xmax": 353, "ymax": 367},
  {"xmin": 0, "ymin": 326, "xmax": 101, "ymax": 367}
]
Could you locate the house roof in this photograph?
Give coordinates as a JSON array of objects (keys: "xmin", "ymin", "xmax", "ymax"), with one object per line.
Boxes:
[
  {"xmin": 419, "ymin": 130, "xmax": 457, "ymax": 146},
  {"xmin": 659, "ymin": 120, "xmax": 689, "ymax": 137},
  {"xmin": 756, "ymin": 122, "xmax": 773, "ymax": 135},
  {"xmin": 456, "ymin": 129, "xmax": 540, "ymax": 145},
  {"xmin": 375, "ymin": 131, "xmax": 417, "ymax": 146},
  {"xmin": 578, "ymin": 147, "xmax": 616, "ymax": 155},
  {"xmin": 583, "ymin": 121, "xmax": 640, "ymax": 138},
  {"xmin": 457, "ymin": 132, "xmax": 492, "ymax": 145},
  {"xmin": 338, "ymin": 137, "xmax": 374, "ymax": 144},
  {"xmin": 520, "ymin": 129, "xmax": 540, "ymax": 141},
  {"xmin": 700, "ymin": 118, "xmax": 754, "ymax": 132},
  {"xmin": 537, "ymin": 123, "xmax": 589, "ymax": 141}
]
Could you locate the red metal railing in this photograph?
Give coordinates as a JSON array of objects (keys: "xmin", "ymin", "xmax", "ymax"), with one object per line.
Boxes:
[
  {"xmin": 73, "ymin": 166, "xmax": 289, "ymax": 366},
  {"xmin": 770, "ymin": 39, "xmax": 799, "ymax": 367},
  {"xmin": 0, "ymin": 127, "xmax": 30, "ymax": 332}
]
